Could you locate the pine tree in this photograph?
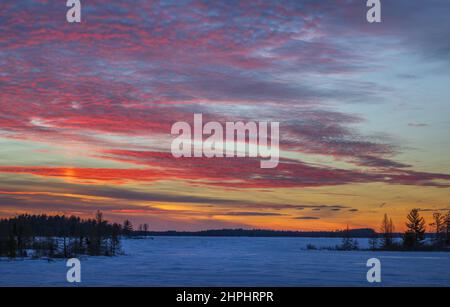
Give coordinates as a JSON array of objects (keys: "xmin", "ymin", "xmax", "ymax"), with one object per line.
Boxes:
[
  {"xmin": 7, "ymin": 227, "xmax": 16, "ymax": 258},
  {"xmin": 340, "ymin": 225, "xmax": 358, "ymax": 250},
  {"xmin": 95, "ymin": 210, "xmax": 107, "ymax": 255},
  {"xmin": 403, "ymin": 208, "xmax": 426, "ymax": 249},
  {"xmin": 110, "ymin": 223, "xmax": 121, "ymax": 255},
  {"xmin": 122, "ymin": 220, "xmax": 133, "ymax": 237},
  {"xmin": 368, "ymin": 232, "xmax": 378, "ymax": 250}
]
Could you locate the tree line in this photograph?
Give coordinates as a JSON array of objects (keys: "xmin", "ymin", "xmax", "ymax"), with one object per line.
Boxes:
[
  {"xmin": 142, "ymin": 228, "xmax": 376, "ymax": 238},
  {"xmin": 0, "ymin": 211, "xmax": 139, "ymax": 258},
  {"xmin": 339, "ymin": 209, "xmax": 450, "ymax": 251}
]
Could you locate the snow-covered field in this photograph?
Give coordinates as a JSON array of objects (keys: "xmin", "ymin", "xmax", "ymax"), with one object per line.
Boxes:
[{"xmin": 1, "ymin": 237, "xmax": 449, "ymax": 286}]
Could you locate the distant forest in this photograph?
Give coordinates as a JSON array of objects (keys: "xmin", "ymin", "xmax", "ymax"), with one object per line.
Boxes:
[
  {"xmin": 0, "ymin": 211, "xmax": 131, "ymax": 258},
  {"xmin": 140, "ymin": 228, "xmax": 377, "ymax": 238}
]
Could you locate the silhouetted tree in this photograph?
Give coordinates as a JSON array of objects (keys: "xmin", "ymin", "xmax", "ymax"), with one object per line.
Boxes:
[
  {"xmin": 380, "ymin": 213, "xmax": 395, "ymax": 249},
  {"xmin": 339, "ymin": 225, "xmax": 358, "ymax": 250},
  {"xmin": 368, "ymin": 232, "xmax": 378, "ymax": 250},
  {"xmin": 429, "ymin": 212, "xmax": 446, "ymax": 247},
  {"xmin": 143, "ymin": 223, "xmax": 149, "ymax": 236},
  {"xmin": 445, "ymin": 210, "xmax": 450, "ymax": 245},
  {"xmin": 110, "ymin": 223, "xmax": 122, "ymax": 255},
  {"xmin": 7, "ymin": 227, "xmax": 16, "ymax": 258},
  {"xmin": 122, "ymin": 220, "xmax": 133, "ymax": 237},
  {"xmin": 403, "ymin": 209, "xmax": 426, "ymax": 249}
]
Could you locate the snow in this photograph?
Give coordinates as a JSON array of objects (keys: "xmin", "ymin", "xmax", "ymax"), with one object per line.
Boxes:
[{"xmin": 1, "ymin": 237, "xmax": 449, "ymax": 286}]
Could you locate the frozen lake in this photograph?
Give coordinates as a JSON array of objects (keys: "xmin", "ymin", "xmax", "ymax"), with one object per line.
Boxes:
[{"xmin": 1, "ymin": 237, "xmax": 449, "ymax": 286}]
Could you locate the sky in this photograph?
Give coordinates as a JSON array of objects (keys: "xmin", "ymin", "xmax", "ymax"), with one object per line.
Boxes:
[{"xmin": 0, "ymin": 0, "xmax": 449, "ymax": 231}]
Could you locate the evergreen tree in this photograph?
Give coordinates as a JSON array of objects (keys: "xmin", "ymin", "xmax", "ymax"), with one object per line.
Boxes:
[
  {"xmin": 122, "ymin": 220, "xmax": 133, "ymax": 236},
  {"xmin": 368, "ymin": 232, "xmax": 378, "ymax": 250},
  {"xmin": 7, "ymin": 226, "xmax": 16, "ymax": 258},
  {"xmin": 403, "ymin": 209, "xmax": 426, "ymax": 249},
  {"xmin": 110, "ymin": 223, "xmax": 122, "ymax": 255},
  {"xmin": 339, "ymin": 225, "xmax": 358, "ymax": 250}
]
